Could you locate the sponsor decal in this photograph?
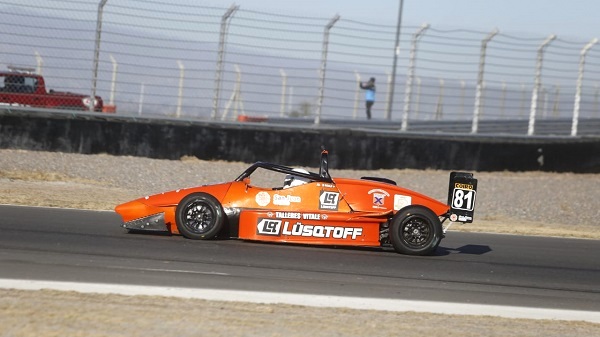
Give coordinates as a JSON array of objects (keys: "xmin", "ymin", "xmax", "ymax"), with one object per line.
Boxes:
[
  {"xmin": 273, "ymin": 194, "xmax": 302, "ymax": 206},
  {"xmin": 302, "ymin": 213, "xmax": 321, "ymax": 220},
  {"xmin": 316, "ymin": 183, "xmax": 335, "ymax": 188},
  {"xmin": 256, "ymin": 219, "xmax": 363, "ymax": 240},
  {"xmin": 458, "ymin": 215, "xmax": 472, "ymax": 222},
  {"xmin": 255, "ymin": 191, "xmax": 271, "ymax": 207},
  {"xmin": 455, "ymin": 182, "xmax": 474, "ymax": 190},
  {"xmin": 368, "ymin": 189, "xmax": 390, "ymax": 209},
  {"xmin": 256, "ymin": 219, "xmax": 283, "ymax": 236},
  {"xmin": 275, "ymin": 211, "xmax": 301, "ymax": 219},
  {"xmin": 269, "ymin": 212, "xmax": 323, "ymax": 220},
  {"xmin": 394, "ymin": 195, "xmax": 412, "ymax": 211},
  {"xmin": 448, "ymin": 213, "xmax": 472, "ymax": 223},
  {"xmin": 319, "ymin": 191, "xmax": 340, "ymax": 210}
]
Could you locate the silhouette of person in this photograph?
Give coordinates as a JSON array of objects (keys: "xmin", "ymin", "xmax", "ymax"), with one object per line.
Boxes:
[{"xmin": 360, "ymin": 77, "xmax": 376, "ymax": 119}]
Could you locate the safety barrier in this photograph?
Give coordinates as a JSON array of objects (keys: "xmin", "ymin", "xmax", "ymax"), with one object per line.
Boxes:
[{"xmin": 0, "ymin": 111, "xmax": 598, "ymax": 173}]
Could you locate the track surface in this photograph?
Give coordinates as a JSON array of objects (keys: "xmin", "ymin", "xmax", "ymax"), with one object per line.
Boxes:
[{"xmin": 0, "ymin": 205, "xmax": 599, "ymax": 312}]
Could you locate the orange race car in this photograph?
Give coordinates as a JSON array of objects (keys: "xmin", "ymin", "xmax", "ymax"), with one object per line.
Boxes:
[{"xmin": 115, "ymin": 150, "xmax": 477, "ymax": 255}]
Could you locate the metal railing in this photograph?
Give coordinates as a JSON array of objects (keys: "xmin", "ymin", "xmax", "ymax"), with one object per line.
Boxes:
[{"xmin": 0, "ymin": 0, "xmax": 599, "ymax": 136}]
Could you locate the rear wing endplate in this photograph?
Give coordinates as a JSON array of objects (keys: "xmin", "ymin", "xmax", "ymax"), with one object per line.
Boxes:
[{"xmin": 447, "ymin": 172, "xmax": 477, "ymax": 223}]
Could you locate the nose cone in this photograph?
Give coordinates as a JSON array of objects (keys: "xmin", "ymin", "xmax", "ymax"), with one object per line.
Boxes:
[{"xmin": 115, "ymin": 199, "xmax": 157, "ymax": 223}]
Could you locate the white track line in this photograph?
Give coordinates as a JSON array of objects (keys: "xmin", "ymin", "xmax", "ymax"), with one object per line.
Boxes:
[{"xmin": 1, "ymin": 279, "xmax": 598, "ymax": 323}]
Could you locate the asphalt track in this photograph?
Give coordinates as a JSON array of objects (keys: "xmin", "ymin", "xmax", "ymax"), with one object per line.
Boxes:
[{"xmin": 0, "ymin": 205, "xmax": 599, "ymax": 320}]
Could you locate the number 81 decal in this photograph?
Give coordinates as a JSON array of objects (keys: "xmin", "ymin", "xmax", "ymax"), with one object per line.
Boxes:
[{"xmin": 452, "ymin": 188, "xmax": 476, "ymax": 211}]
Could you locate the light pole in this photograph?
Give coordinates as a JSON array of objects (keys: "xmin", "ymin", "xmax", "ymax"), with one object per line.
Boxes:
[
  {"xmin": 528, "ymin": 34, "xmax": 556, "ymax": 136},
  {"xmin": 471, "ymin": 28, "xmax": 498, "ymax": 134},
  {"xmin": 386, "ymin": 0, "xmax": 404, "ymax": 120},
  {"xmin": 90, "ymin": 0, "xmax": 108, "ymax": 112},
  {"xmin": 401, "ymin": 23, "xmax": 429, "ymax": 131},
  {"xmin": 572, "ymin": 37, "xmax": 598, "ymax": 136}
]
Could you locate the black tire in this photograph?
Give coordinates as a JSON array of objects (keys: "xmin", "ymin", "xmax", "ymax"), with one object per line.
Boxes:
[
  {"xmin": 175, "ymin": 192, "xmax": 224, "ymax": 240},
  {"xmin": 389, "ymin": 206, "xmax": 443, "ymax": 256}
]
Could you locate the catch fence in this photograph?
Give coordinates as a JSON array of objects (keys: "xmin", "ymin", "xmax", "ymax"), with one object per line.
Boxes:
[{"xmin": 1, "ymin": 0, "xmax": 599, "ymax": 136}]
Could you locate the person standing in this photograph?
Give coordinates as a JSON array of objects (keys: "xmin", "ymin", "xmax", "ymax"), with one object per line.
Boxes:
[{"xmin": 360, "ymin": 77, "xmax": 376, "ymax": 119}]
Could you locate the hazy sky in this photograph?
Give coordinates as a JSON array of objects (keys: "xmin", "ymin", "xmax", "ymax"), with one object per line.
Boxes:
[
  {"xmin": 10, "ymin": 1, "xmax": 599, "ymax": 42},
  {"xmin": 200, "ymin": 0, "xmax": 598, "ymax": 42}
]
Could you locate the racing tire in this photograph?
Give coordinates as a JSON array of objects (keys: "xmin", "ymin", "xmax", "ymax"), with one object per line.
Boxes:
[
  {"xmin": 389, "ymin": 206, "xmax": 442, "ymax": 256},
  {"xmin": 175, "ymin": 193, "xmax": 224, "ymax": 240}
]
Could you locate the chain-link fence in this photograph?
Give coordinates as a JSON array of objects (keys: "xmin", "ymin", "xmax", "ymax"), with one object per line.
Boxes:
[{"xmin": 1, "ymin": 0, "xmax": 599, "ymax": 135}]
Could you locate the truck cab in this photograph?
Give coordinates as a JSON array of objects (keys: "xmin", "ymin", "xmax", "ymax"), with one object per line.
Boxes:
[{"xmin": 0, "ymin": 66, "xmax": 103, "ymax": 112}]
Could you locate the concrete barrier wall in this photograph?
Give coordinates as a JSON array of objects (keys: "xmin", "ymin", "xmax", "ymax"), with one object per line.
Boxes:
[{"xmin": 1, "ymin": 112, "xmax": 599, "ymax": 173}]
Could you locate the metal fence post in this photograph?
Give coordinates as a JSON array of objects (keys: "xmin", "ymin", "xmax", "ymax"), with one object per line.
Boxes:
[
  {"xmin": 414, "ymin": 77, "xmax": 422, "ymax": 120},
  {"xmin": 353, "ymin": 71, "xmax": 361, "ymax": 119},
  {"xmin": 572, "ymin": 38, "xmax": 598, "ymax": 136},
  {"xmin": 435, "ymin": 78, "xmax": 445, "ymax": 120},
  {"xmin": 35, "ymin": 51, "xmax": 43, "ymax": 75},
  {"xmin": 90, "ymin": 0, "xmax": 108, "ymax": 112},
  {"xmin": 138, "ymin": 82, "xmax": 144, "ymax": 116},
  {"xmin": 314, "ymin": 14, "xmax": 340, "ymax": 124},
  {"xmin": 176, "ymin": 60, "xmax": 184, "ymax": 118},
  {"xmin": 211, "ymin": 4, "xmax": 239, "ymax": 120},
  {"xmin": 108, "ymin": 54, "xmax": 118, "ymax": 106},
  {"xmin": 594, "ymin": 83, "xmax": 599, "ymax": 115},
  {"xmin": 528, "ymin": 34, "xmax": 556, "ymax": 135},
  {"xmin": 500, "ymin": 81, "xmax": 507, "ymax": 118},
  {"xmin": 401, "ymin": 23, "xmax": 429, "ymax": 131},
  {"xmin": 552, "ymin": 85, "xmax": 560, "ymax": 117},
  {"xmin": 460, "ymin": 80, "xmax": 466, "ymax": 116},
  {"xmin": 385, "ymin": 70, "xmax": 392, "ymax": 117},
  {"xmin": 386, "ymin": 0, "xmax": 405, "ymax": 120},
  {"xmin": 471, "ymin": 28, "xmax": 498, "ymax": 134},
  {"xmin": 279, "ymin": 69, "xmax": 287, "ymax": 117}
]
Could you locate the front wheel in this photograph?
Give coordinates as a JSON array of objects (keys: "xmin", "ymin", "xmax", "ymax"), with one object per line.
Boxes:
[
  {"xmin": 175, "ymin": 193, "xmax": 224, "ymax": 240},
  {"xmin": 389, "ymin": 206, "xmax": 443, "ymax": 256}
]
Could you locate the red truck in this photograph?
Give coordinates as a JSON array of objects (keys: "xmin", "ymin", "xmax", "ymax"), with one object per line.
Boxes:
[{"xmin": 0, "ymin": 66, "xmax": 103, "ymax": 112}]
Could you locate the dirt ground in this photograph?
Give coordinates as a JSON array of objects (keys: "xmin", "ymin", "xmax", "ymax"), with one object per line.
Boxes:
[{"xmin": 1, "ymin": 289, "xmax": 599, "ymax": 337}]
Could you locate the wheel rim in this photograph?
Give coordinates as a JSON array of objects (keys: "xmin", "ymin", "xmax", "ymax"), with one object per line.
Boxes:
[
  {"xmin": 400, "ymin": 215, "xmax": 433, "ymax": 249},
  {"xmin": 183, "ymin": 200, "xmax": 215, "ymax": 234}
]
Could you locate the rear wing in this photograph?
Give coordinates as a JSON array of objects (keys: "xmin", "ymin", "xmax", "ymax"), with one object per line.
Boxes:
[{"xmin": 447, "ymin": 172, "xmax": 477, "ymax": 223}]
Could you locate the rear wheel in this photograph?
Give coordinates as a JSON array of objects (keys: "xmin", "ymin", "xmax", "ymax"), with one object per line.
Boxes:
[
  {"xmin": 389, "ymin": 206, "xmax": 442, "ymax": 256},
  {"xmin": 175, "ymin": 193, "xmax": 224, "ymax": 240}
]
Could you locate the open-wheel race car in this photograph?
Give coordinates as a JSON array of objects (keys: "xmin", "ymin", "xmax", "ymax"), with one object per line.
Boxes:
[{"xmin": 115, "ymin": 150, "xmax": 477, "ymax": 255}]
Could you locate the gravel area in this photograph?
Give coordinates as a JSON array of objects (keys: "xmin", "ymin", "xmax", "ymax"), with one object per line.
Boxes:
[{"xmin": 1, "ymin": 148, "xmax": 599, "ymax": 336}]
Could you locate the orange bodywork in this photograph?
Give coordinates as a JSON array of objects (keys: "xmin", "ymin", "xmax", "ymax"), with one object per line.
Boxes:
[{"xmin": 115, "ymin": 172, "xmax": 450, "ymax": 247}]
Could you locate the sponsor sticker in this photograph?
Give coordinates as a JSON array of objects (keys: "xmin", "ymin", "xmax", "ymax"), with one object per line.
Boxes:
[
  {"xmin": 302, "ymin": 213, "xmax": 321, "ymax": 220},
  {"xmin": 394, "ymin": 195, "xmax": 412, "ymax": 210},
  {"xmin": 256, "ymin": 219, "xmax": 363, "ymax": 240},
  {"xmin": 458, "ymin": 215, "xmax": 472, "ymax": 222},
  {"xmin": 269, "ymin": 212, "xmax": 323, "ymax": 220},
  {"xmin": 319, "ymin": 191, "xmax": 340, "ymax": 210},
  {"xmin": 255, "ymin": 191, "xmax": 271, "ymax": 207},
  {"xmin": 273, "ymin": 194, "xmax": 302, "ymax": 206},
  {"xmin": 368, "ymin": 189, "xmax": 390, "ymax": 209},
  {"xmin": 256, "ymin": 218, "xmax": 282, "ymax": 236}
]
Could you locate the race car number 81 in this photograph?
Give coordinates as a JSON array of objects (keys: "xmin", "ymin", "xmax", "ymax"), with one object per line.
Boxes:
[{"xmin": 452, "ymin": 188, "xmax": 476, "ymax": 211}]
